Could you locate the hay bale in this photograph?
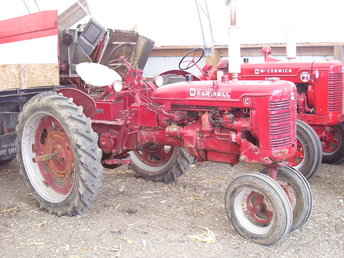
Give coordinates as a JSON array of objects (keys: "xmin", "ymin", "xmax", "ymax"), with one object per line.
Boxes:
[
  {"xmin": 0, "ymin": 64, "xmax": 21, "ymax": 90},
  {"xmin": 0, "ymin": 64, "xmax": 59, "ymax": 90}
]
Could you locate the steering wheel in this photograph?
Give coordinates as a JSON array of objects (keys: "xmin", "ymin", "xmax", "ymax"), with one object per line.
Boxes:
[
  {"xmin": 178, "ymin": 48, "xmax": 205, "ymax": 71},
  {"xmin": 108, "ymin": 43, "xmax": 135, "ymax": 71}
]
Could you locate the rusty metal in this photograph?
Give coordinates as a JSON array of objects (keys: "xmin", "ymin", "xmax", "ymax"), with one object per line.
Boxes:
[
  {"xmin": 246, "ymin": 191, "xmax": 273, "ymax": 225},
  {"xmin": 33, "ymin": 152, "xmax": 58, "ymax": 162},
  {"xmin": 34, "ymin": 116, "xmax": 75, "ymax": 195}
]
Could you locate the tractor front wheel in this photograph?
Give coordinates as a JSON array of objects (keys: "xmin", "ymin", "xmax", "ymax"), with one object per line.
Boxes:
[
  {"xmin": 16, "ymin": 91, "xmax": 103, "ymax": 216},
  {"xmin": 287, "ymin": 120, "xmax": 322, "ymax": 179},
  {"xmin": 225, "ymin": 173, "xmax": 293, "ymax": 246},
  {"xmin": 262, "ymin": 166, "xmax": 312, "ymax": 232},
  {"xmin": 316, "ymin": 124, "xmax": 344, "ymax": 164},
  {"xmin": 129, "ymin": 144, "xmax": 193, "ymax": 183}
]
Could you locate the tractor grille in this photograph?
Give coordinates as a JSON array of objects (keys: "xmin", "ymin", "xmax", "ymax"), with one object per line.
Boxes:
[
  {"xmin": 269, "ymin": 100, "xmax": 293, "ymax": 149},
  {"xmin": 328, "ymin": 72, "xmax": 343, "ymax": 112}
]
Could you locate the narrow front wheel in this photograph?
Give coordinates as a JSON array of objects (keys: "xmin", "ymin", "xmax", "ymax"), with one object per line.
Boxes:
[
  {"xmin": 262, "ymin": 166, "xmax": 312, "ymax": 231},
  {"xmin": 287, "ymin": 120, "xmax": 322, "ymax": 179},
  {"xmin": 225, "ymin": 173, "xmax": 293, "ymax": 246}
]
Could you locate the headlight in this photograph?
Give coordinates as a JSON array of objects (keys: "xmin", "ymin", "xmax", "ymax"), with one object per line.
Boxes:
[
  {"xmin": 217, "ymin": 71, "xmax": 224, "ymax": 82},
  {"xmin": 113, "ymin": 81, "xmax": 123, "ymax": 92},
  {"xmin": 154, "ymin": 76, "xmax": 164, "ymax": 87}
]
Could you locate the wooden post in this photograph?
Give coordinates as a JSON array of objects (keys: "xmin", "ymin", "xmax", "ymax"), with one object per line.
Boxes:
[{"xmin": 334, "ymin": 45, "xmax": 344, "ymax": 62}]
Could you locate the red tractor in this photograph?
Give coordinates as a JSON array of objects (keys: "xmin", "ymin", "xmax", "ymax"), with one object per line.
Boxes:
[
  {"xmin": 218, "ymin": 48, "xmax": 344, "ymax": 166},
  {"xmin": 161, "ymin": 47, "xmax": 323, "ymax": 179},
  {"xmin": 201, "ymin": 47, "xmax": 344, "ymax": 165},
  {"xmin": 18, "ymin": 59, "xmax": 310, "ymax": 246},
  {"xmin": 8, "ymin": 11, "xmax": 311, "ymax": 245}
]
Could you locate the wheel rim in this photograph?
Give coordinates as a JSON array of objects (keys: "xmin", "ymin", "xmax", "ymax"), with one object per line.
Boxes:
[
  {"xmin": 135, "ymin": 144, "xmax": 174, "ymax": 167},
  {"xmin": 287, "ymin": 138, "xmax": 305, "ymax": 169},
  {"xmin": 21, "ymin": 112, "xmax": 76, "ymax": 203},
  {"xmin": 277, "ymin": 180, "xmax": 297, "ymax": 210},
  {"xmin": 320, "ymin": 126, "xmax": 343, "ymax": 155},
  {"xmin": 233, "ymin": 187, "xmax": 274, "ymax": 235}
]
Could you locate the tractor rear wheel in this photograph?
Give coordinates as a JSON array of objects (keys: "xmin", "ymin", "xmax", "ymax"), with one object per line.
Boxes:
[
  {"xmin": 101, "ymin": 153, "xmax": 121, "ymax": 169},
  {"xmin": 287, "ymin": 120, "xmax": 322, "ymax": 179},
  {"xmin": 16, "ymin": 91, "xmax": 103, "ymax": 216},
  {"xmin": 225, "ymin": 173, "xmax": 293, "ymax": 246},
  {"xmin": 319, "ymin": 124, "xmax": 344, "ymax": 164},
  {"xmin": 129, "ymin": 144, "xmax": 193, "ymax": 183}
]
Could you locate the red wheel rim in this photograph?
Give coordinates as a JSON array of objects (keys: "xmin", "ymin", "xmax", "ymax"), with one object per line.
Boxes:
[
  {"xmin": 33, "ymin": 116, "xmax": 75, "ymax": 195},
  {"xmin": 287, "ymin": 139, "xmax": 304, "ymax": 166},
  {"xmin": 278, "ymin": 180, "xmax": 297, "ymax": 209},
  {"xmin": 135, "ymin": 144, "xmax": 174, "ymax": 167},
  {"xmin": 246, "ymin": 191, "xmax": 274, "ymax": 225},
  {"xmin": 319, "ymin": 126, "xmax": 342, "ymax": 154}
]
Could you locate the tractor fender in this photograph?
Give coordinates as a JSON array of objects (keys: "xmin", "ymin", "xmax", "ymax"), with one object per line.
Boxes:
[{"xmin": 58, "ymin": 88, "xmax": 97, "ymax": 118}]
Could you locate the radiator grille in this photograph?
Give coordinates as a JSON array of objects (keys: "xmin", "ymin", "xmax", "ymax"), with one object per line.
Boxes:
[
  {"xmin": 269, "ymin": 100, "xmax": 293, "ymax": 149},
  {"xmin": 328, "ymin": 72, "xmax": 343, "ymax": 112}
]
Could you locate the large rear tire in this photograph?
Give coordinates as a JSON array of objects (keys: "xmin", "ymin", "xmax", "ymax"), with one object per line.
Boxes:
[
  {"xmin": 225, "ymin": 173, "xmax": 293, "ymax": 246},
  {"xmin": 129, "ymin": 144, "xmax": 192, "ymax": 183},
  {"xmin": 0, "ymin": 159, "xmax": 13, "ymax": 166},
  {"xmin": 16, "ymin": 91, "xmax": 103, "ymax": 216},
  {"xmin": 287, "ymin": 120, "xmax": 322, "ymax": 179}
]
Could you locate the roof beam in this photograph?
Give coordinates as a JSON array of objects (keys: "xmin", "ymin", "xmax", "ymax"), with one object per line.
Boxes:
[{"xmin": 58, "ymin": 0, "xmax": 90, "ymax": 31}]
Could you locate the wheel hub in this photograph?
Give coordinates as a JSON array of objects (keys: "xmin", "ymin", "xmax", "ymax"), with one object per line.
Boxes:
[
  {"xmin": 33, "ymin": 116, "xmax": 75, "ymax": 195},
  {"xmin": 136, "ymin": 144, "xmax": 173, "ymax": 167},
  {"xmin": 246, "ymin": 191, "xmax": 273, "ymax": 225}
]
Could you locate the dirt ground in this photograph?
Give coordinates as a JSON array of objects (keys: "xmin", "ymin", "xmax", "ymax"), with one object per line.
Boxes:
[{"xmin": 0, "ymin": 160, "xmax": 343, "ymax": 258}]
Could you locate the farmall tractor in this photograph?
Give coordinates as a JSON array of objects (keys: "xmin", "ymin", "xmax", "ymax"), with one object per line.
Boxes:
[
  {"xmin": 163, "ymin": 43, "xmax": 344, "ymax": 178},
  {"xmin": 161, "ymin": 1, "xmax": 326, "ymax": 180},
  {"xmin": 161, "ymin": 47, "xmax": 324, "ymax": 179},
  {"xmin": 1, "ymin": 3, "xmax": 312, "ymax": 246}
]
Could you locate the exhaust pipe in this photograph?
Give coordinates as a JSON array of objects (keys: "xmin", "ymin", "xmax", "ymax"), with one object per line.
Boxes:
[
  {"xmin": 226, "ymin": 0, "xmax": 241, "ymax": 80},
  {"xmin": 286, "ymin": 33, "xmax": 297, "ymax": 60}
]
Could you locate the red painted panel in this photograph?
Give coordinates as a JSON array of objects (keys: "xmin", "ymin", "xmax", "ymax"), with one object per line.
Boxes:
[{"xmin": 0, "ymin": 10, "xmax": 58, "ymax": 44}]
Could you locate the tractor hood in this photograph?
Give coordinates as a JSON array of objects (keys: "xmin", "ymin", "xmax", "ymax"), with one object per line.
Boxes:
[
  {"xmin": 151, "ymin": 80, "xmax": 296, "ymax": 109},
  {"xmin": 216, "ymin": 59, "xmax": 343, "ymax": 84},
  {"xmin": 241, "ymin": 61, "xmax": 343, "ymax": 81}
]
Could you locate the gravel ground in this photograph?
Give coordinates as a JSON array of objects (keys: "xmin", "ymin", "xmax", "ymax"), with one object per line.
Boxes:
[{"xmin": 0, "ymin": 160, "xmax": 343, "ymax": 258}]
